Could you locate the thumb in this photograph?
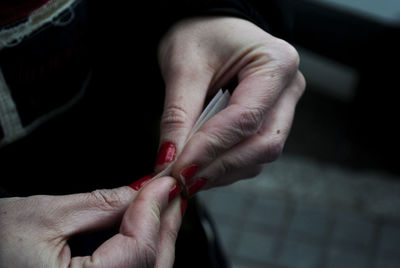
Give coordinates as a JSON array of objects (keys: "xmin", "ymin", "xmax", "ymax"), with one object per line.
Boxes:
[
  {"xmin": 155, "ymin": 64, "xmax": 213, "ymax": 173},
  {"xmin": 58, "ymin": 186, "xmax": 136, "ymax": 237}
]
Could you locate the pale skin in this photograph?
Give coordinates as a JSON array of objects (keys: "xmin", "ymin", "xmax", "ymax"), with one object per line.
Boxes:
[
  {"xmin": 0, "ymin": 177, "xmax": 183, "ymax": 268},
  {"xmin": 0, "ymin": 17, "xmax": 305, "ymax": 267},
  {"xmin": 157, "ymin": 16, "xmax": 305, "ymax": 188}
]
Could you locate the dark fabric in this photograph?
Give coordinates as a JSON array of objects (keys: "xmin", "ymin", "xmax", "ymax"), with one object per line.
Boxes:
[
  {"xmin": 0, "ymin": 0, "xmax": 90, "ymax": 128},
  {"xmin": 0, "ymin": 0, "xmax": 50, "ymax": 27},
  {"xmin": 155, "ymin": 0, "xmax": 270, "ymax": 38}
]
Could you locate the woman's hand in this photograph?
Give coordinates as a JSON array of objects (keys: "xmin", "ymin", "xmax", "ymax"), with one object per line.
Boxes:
[
  {"xmin": 156, "ymin": 17, "xmax": 305, "ymax": 190},
  {"xmin": 0, "ymin": 177, "xmax": 183, "ymax": 268}
]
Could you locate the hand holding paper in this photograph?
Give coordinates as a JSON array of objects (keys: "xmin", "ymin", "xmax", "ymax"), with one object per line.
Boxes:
[{"xmin": 156, "ymin": 17, "xmax": 305, "ymax": 193}]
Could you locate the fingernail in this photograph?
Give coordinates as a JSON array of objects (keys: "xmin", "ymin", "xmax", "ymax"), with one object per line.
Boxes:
[
  {"xmin": 187, "ymin": 178, "xmax": 208, "ymax": 197},
  {"xmin": 180, "ymin": 165, "xmax": 199, "ymax": 184},
  {"xmin": 155, "ymin": 141, "xmax": 176, "ymax": 166},
  {"xmin": 181, "ymin": 197, "xmax": 188, "ymax": 216},
  {"xmin": 168, "ymin": 183, "xmax": 182, "ymax": 203},
  {"xmin": 129, "ymin": 174, "xmax": 154, "ymax": 190}
]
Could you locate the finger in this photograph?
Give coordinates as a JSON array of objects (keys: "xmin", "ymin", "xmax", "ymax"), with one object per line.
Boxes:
[
  {"xmin": 197, "ymin": 71, "xmax": 305, "ymax": 188},
  {"xmin": 119, "ymin": 176, "xmax": 176, "ymax": 243},
  {"xmin": 70, "ymin": 177, "xmax": 177, "ymax": 268},
  {"xmin": 59, "ymin": 173, "xmax": 161, "ymax": 236},
  {"xmin": 155, "ymin": 49, "xmax": 214, "ymax": 173},
  {"xmin": 171, "ymin": 47, "xmax": 300, "ymax": 184},
  {"xmin": 155, "ymin": 196, "xmax": 183, "ymax": 268},
  {"xmin": 56, "ymin": 186, "xmax": 137, "ymax": 237}
]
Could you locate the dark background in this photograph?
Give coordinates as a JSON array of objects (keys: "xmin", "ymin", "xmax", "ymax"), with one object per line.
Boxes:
[{"xmin": 266, "ymin": 0, "xmax": 400, "ymax": 176}]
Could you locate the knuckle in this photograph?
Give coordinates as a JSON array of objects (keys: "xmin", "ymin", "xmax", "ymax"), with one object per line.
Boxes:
[
  {"xmin": 274, "ymin": 39, "xmax": 300, "ymax": 72},
  {"xmin": 89, "ymin": 189, "xmax": 123, "ymax": 211},
  {"xmin": 236, "ymin": 107, "xmax": 264, "ymax": 136},
  {"xmin": 218, "ymin": 158, "xmax": 234, "ymax": 177},
  {"xmin": 200, "ymin": 131, "xmax": 227, "ymax": 161},
  {"xmin": 196, "ymin": 106, "xmax": 266, "ymax": 163},
  {"xmin": 161, "ymin": 104, "xmax": 190, "ymax": 130},
  {"xmin": 260, "ymin": 138, "xmax": 284, "ymax": 163},
  {"xmin": 267, "ymin": 140, "xmax": 284, "ymax": 162}
]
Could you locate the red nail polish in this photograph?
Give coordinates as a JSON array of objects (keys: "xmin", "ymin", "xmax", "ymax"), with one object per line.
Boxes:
[
  {"xmin": 181, "ymin": 198, "xmax": 188, "ymax": 216},
  {"xmin": 187, "ymin": 178, "xmax": 208, "ymax": 197},
  {"xmin": 168, "ymin": 184, "xmax": 182, "ymax": 203},
  {"xmin": 155, "ymin": 142, "xmax": 176, "ymax": 166},
  {"xmin": 129, "ymin": 174, "xmax": 154, "ymax": 190},
  {"xmin": 180, "ymin": 165, "xmax": 199, "ymax": 184}
]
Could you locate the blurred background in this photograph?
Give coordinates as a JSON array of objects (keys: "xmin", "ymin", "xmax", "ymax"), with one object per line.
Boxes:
[{"xmin": 198, "ymin": 0, "xmax": 400, "ymax": 267}]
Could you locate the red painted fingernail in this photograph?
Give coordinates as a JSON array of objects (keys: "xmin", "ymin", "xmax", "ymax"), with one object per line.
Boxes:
[
  {"xmin": 129, "ymin": 174, "xmax": 154, "ymax": 190},
  {"xmin": 155, "ymin": 142, "xmax": 176, "ymax": 166},
  {"xmin": 168, "ymin": 183, "xmax": 182, "ymax": 203},
  {"xmin": 187, "ymin": 178, "xmax": 208, "ymax": 197},
  {"xmin": 181, "ymin": 198, "xmax": 188, "ymax": 216},
  {"xmin": 180, "ymin": 165, "xmax": 199, "ymax": 184}
]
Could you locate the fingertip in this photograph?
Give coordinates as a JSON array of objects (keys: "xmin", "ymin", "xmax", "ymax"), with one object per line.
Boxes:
[
  {"xmin": 187, "ymin": 177, "xmax": 208, "ymax": 197},
  {"xmin": 129, "ymin": 174, "xmax": 155, "ymax": 191},
  {"xmin": 120, "ymin": 176, "xmax": 179, "ymax": 239},
  {"xmin": 154, "ymin": 141, "xmax": 176, "ymax": 173},
  {"xmin": 179, "ymin": 164, "xmax": 199, "ymax": 185},
  {"xmin": 142, "ymin": 176, "xmax": 177, "ymax": 197},
  {"xmin": 168, "ymin": 183, "xmax": 182, "ymax": 203}
]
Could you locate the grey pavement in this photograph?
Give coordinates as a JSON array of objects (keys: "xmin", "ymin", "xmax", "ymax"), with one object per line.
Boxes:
[{"xmin": 198, "ymin": 154, "xmax": 400, "ymax": 268}]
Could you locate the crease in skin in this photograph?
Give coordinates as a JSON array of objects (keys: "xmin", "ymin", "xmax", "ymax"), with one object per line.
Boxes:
[{"xmin": 210, "ymin": 42, "xmax": 276, "ymax": 90}]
